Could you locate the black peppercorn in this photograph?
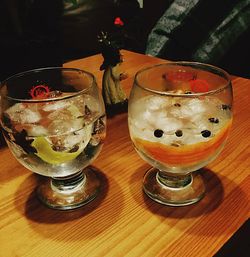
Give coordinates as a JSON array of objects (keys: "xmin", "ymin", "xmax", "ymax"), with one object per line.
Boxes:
[
  {"xmin": 154, "ymin": 129, "xmax": 164, "ymax": 138},
  {"xmin": 175, "ymin": 130, "xmax": 183, "ymax": 137},
  {"xmin": 201, "ymin": 130, "xmax": 211, "ymax": 138},
  {"xmin": 208, "ymin": 117, "xmax": 219, "ymax": 124}
]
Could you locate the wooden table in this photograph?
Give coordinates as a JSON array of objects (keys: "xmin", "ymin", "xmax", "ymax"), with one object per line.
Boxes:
[{"xmin": 0, "ymin": 50, "xmax": 249, "ymax": 257}]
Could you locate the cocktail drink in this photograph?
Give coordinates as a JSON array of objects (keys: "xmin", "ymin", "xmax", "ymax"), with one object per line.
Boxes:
[
  {"xmin": 3, "ymin": 93, "xmax": 105, "ymax": 178},
  {"xmin": 128, "ymin": 62, "xmax": 233, "ymax": 206},
  {"xmin": 130, "ymin": 95, "xmax": 232, "ymax": 173},
  {"xmin": 0, "ymin": 68, "xmax": 106, "ymax": 210}
]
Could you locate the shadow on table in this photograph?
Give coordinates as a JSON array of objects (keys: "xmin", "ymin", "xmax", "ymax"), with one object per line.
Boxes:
[
  {"xmin": 144, "ymin": 168, "xmax": 225, "ymax": 217},
  {"xmin": 130, "ymin": 165, "xmax": 224, "ymax": 217},
  {"xmin": 129, "ymin": 165, "xmax": 247, "ymax": 236},
  {"xmin": 14, "ymin": 166, "xmax": 125, "ymax": 241}
]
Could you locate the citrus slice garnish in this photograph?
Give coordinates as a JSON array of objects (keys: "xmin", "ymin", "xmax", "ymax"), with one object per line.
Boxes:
[
  {"xmin": 31, "ymin": 102, "xmax": 94, "ymax": 164},
  {"xmin": 31, "ymin": 136, "xmax": 83, "ymax": 165}
]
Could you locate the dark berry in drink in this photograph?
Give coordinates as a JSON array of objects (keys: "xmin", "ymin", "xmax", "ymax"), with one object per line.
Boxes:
[
  {"xmin": 201, "ymin": 130, "xmax": 211, "ymax": 138},
  {"xmin": 208, "ymin": 117, "xmax": 219, "ymax": 123},
  {"xmin": 154, "ymin": 129, "xmax": 164, "ymax": 138},
  {"xmin": 175, "ymin": 130, "xmax": 183, "ymax": 137}
]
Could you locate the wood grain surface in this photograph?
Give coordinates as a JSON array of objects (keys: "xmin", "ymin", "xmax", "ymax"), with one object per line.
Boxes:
[{"xmin": 0, "ymin": 50, "xmax": 249, "ymax": 257}]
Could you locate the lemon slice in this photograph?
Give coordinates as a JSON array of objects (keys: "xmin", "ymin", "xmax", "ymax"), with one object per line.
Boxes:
[
  {"xmin": 31, "ymin": 104, "xmax": 94, "ymax": 164},
  {"xmin": 31, "ymin": 137, "xmax": 83, "ymax": 165}
]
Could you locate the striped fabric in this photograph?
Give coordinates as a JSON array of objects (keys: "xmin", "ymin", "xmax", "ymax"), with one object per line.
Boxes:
[{"xmin": 145, "ymin": 0, "xmax": 250, "ymax": 76}]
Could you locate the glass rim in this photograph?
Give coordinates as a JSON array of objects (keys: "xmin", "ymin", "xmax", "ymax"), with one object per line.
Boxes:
[
  {"xmin": 0, "ymin": 67, "xmax": 96, "ymax": 103},
  {"xmin": 134, "ymin": 61, "xmax": 231, "ymax": 97}
]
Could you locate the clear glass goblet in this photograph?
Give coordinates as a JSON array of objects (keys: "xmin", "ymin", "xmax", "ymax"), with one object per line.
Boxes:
[
  {"xmin": 0, "ymin": 67, "xmax": 106, "ymax": 210},
  {"xmin": 128, "ymin": 62, "xmax": 233, "ymax": 206}
]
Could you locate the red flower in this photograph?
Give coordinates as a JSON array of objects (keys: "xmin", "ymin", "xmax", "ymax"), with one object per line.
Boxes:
[
  {"xmin": 190, "ymin": 79, "xmax": 209, "ymax": 93},
  {"xmin": 29, "ymin": 85, "xmax": 50, "ymax": 99},
  {"xmin": 114, "ymin": 17, "xmax": 124, "ymax": 26}
]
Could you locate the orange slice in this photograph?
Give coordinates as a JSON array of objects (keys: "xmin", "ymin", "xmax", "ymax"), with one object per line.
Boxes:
[{"xmin": 133, "ymin": 120, "xmax": 232, "ymax": 166}]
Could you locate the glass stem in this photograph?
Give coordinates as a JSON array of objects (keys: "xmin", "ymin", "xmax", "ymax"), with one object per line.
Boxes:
[
  {"xmin": 157, "ymin": 170, "xmax": 192, "ymax": 188},
  {"xmin": 51, "ymin": 171, "xmax": 85, "ymax": 193}
]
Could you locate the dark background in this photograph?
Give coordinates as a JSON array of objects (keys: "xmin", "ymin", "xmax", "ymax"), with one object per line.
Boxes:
[
  {"xmin": 0, "ymin": 0, "xmax": 177, "ymax": 81},
  {"xmin": 0, "ymin": 0, "xmax": 249, "ymax": 81}
]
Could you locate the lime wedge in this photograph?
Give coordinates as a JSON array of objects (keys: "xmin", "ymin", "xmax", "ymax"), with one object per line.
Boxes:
[{"xmin": 31, "ymin": 137, "xmax": 82, "ymax": 165}]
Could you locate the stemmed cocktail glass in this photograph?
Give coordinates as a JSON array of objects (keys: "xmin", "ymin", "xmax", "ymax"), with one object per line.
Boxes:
[
  {"xmin": 0, "ymin": 67, "xmax": 106, "ymax": 210},
  {"xmin": 128, "ymin": 62, "xmax": 233, "ymax": 206}
]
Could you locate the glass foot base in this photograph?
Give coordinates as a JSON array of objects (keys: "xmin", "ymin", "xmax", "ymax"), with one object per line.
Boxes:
[
  {"xmin": 37, "ymin": 167, "xmax": 101, "ymax": 210},
  {"xmin": 143, "ymin": 168, "xmax": 205, "ymax": 206}
]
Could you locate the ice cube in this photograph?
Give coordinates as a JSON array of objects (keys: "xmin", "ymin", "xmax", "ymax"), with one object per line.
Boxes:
[
  {"xmin": 48, "ymin": 117, "xmax": 83, "ymax": 135},
  {"xmin": 42, "ymin": 100, "xmax": 70, "ymax": 112},
  {"xmin": 47, "ymin": 123, "xmax": 93, "ymax": 154},
  {"xmin": 26, "ymin": 125, "xmax": 48, "ymax": 136},
  {"xmin": 155, "ymin": 117, "xmax": 183, "ymax": 134},
  {"xmin": 185, "ymin": 98, "xmax": 208, "ymax": 115},
  {"xmin": 169, "ymin": 104, "xmax": 192, "ymax": 119},
  {"xmin": 47, "ymin": 103, "xmax": 83, "ymax": 133},
  {"xmin": 5, "ymin": 103, "xmax": 41, "ymax": 124},
  {"xmin": 147, "ymin": 96, "xmax": 168, "ymax": 111},
  {"xmin": 61, "ymin": 123, "xmax": 92, "ymax": 149},
  {"xmin": 190, "ymin": 114, "xmax": 213, "ymax": 133},
  {"xmin": 80, "ymin": 95, "xmax": 100, "ymax": 114}
]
